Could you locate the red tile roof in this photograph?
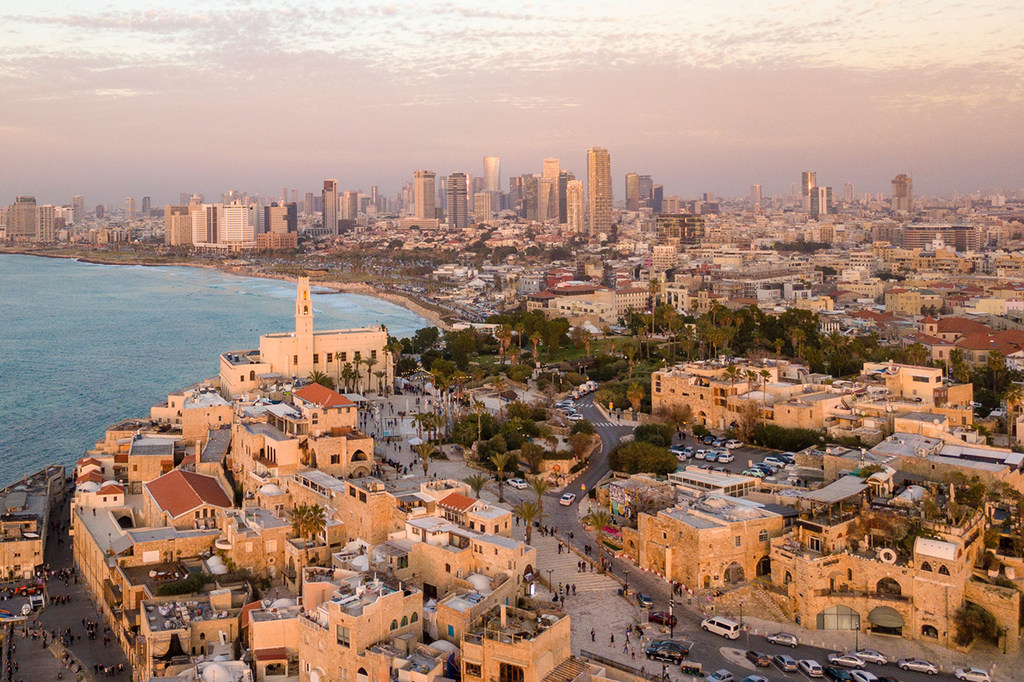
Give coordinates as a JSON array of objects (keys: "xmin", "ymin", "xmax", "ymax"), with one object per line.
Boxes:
[
  {"xmin": 144, "ymin": 470, "xmax": 232, "ymax": 518},
  {"xmin": 77, "ymin": 471, "xmax": 105, "ymax": 485},
  {"xmin": 97, "ymin": 482, "xmax": 124, "ymax": 495},
  {"xmin": 254, "ymin": 647, "xmax": 289, "ymax": 661},
  {"xmin": 438, "ymin": 492, "xmax": 478, "ymax": 512},
  {"xmin": 294, "ymin": 383, "xmax": 355, "ymax": 409},
  {"xmin": 935, "ymin": 317, "xmax": 992, "ymax": 336}
]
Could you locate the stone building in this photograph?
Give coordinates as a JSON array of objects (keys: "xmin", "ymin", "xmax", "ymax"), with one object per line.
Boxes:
[{"xmin": 461, "ymin": 604, "xmax": 572, "ymax": 682}]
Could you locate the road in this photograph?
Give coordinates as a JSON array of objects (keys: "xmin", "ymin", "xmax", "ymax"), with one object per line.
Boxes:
[{"xmin": 513, "ymin": 394, "xmax": 959, "ymax": 682}]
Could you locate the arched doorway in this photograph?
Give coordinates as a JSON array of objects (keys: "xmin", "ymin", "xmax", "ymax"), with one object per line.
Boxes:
[
  {"xmin": 311, "ymin": 668, "xmax": 325, "ymax": 682},
  {"xmin": 922, "ymin": 624, "xmax": 939, "ymax": 638},
  {"xmin": 756, "ymin": 556, "xmax": 771, "ymax": 577},
  {"xmin": 876, "ymin": 577, "xmax": 902, "ymax": 596},
  {"xmin": 867, "ymin": 606, "xmax": 904, "ymax": 635},
  {"xmin": 725, "ymin": 562, "xmax": 744, "ymax": 584},
  {"xmin": 816, "ymin": 605, "xmax": 859, "ymax": 631}
]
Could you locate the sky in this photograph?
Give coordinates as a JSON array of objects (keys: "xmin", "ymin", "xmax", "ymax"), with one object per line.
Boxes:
[{"xmin": 2, "ymin": 0, "xmax": 1023, "ymax": 206}]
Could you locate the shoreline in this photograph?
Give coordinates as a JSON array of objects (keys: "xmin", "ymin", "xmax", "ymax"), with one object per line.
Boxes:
[{"xmin": 1, "ymin": 247, "xmax": 450, "ymax": 331}]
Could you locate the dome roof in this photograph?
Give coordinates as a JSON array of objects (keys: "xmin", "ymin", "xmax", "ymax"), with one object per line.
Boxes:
[
  {"xmin": 466, "ymin": 573, "xmax": 493, "ymax": 594},
  {"xmin": 79, "ymin": 481, "xmax": 100, "ymax": 493},
  {"xmin": 270, "ymin": 598, "xmax": 295, "ymax": 609},
  {"xmin": 201, "ymin": 663, "xmax": 235, "ymax": 682},
  {"xmin": 259, "ymin": 483, "xmax": 284, "ymax": 496}
]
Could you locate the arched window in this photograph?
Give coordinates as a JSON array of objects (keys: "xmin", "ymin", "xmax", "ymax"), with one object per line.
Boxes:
[
  {"xmin": 938, "ymin": 565, "xmax": 950, "ymax": 575},
  {"xmin": 922, "ymin": 624, "xmax": 939, "ymax": 638},
  {"xmin": 445, "ymin": 563, "xmax": 451, "ymax": 573},
  {"xmin": 411, "ymin": 612, "xmax": 418, "ymax": 623},
  {"xmin": 876, "ymin": 577, "xmax": 902, "ymax": 596},
  {"xmin": 920, "ymin": 561, "xmax": 932, "ymax": 572},
  {"xmin": 401, "ymin": 616, "xmax": 408, "ymax": 627},
  {"xmin": 816, "ymin": 605, "xmax": 860, "ymax": 631},
  {"xmin": 390, "ymin": 619, "xmax": 398, "ymax": 631},
  {"xmin": 784, "ymin": 571, "xmax": 792, "ymax": 584},
  {"xmin": 249, "ymin": 370, "xmax": 256, "ymax": 381}
]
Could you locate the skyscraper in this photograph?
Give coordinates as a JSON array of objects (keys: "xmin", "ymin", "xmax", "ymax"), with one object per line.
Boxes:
[
  {"xmin": 543, "ymin": 158, "xmax": 560, "ymax": 182},
  {"xmin": 638, "ymin": 175, "xmax": 653, "ymax": 207},
  {"xmin": 749, "ymin": 184, "xmax": 763, "ymax": 213},
  {"xmin": 587, "ymin": 147, "xmax": 612, "ymax": 235},
  {"xmin": 447, "ymin": 173, "xmax": 468, "ymax": 229},
  {"xmin": 304, "ymin": 192, "xmax": 315, "ymax": 215},
  {"xmin": 891, "ymin": 173, "xmax": 913, "ymax": 212},
  {"xmin": 523, "ymin": 175, "xmax": 539, "ymax": 222},
  {"xmin": 36, "ymin": 204, "xmax": 55, "ymax": 242},
  {"xmin": 322, "ymin": 179, "xmax": 338, "ymax": 234},
  {"xmin": 341, "ymin": 191, "xmax": 359, "ymax": 221},
  {"xmin": 652, "ymin": 185, "xmax": 664, "ymax": 214},
  {"xmin": 125, "ymin": 197, "xmax": 136, "ymax": 219},
  {"xmin": 141, "ymin": 196, "xmax": 151, "ymax": 215},
  {"xmin": 843, "ymin": 182, "xmax": 855, "ymax": 203},
  {"xmin": 164, "ymin": 204, "xmax": 191, "ymax": 245},
  {"xmin": 557, "ymin": 171, "xmax": 571, "ymax": 224},
  {"xmin": 474, "ymin": 192, "xmax": 492, "ymax": 221},
  {"xmin": 508, "ymin": 176, "xmax": 525, "ymax": 217},
  {"xmin": 566, "ymin": 180, "xmax": 584, "ymax": 234},
  {"xmin": 414, "ymin": 170, "xmax": 436, "ymax": 220},
  {"xmin": 265, "ymin": 202, "xmax": 298, "ymax": 234},
  {"xmin": 72, "ymin": 195, "xmax": 85, "ymax": 224},
  {"xmin": 810, "ymin": 186, "xmax": 833, "ymax": 219},
  {"xmin": 221, "ymin": 202, "xmax": 253, "ymax": 244},
  {"xmin": 483, "ymin": 156, "xmax": 501, "ymax": 193},
  {"xmin": 625, "ymin": 172, "xmax": 640, "ymax": 211},
  {"xmin": 801, "ymin": 171, "xmax": 817, "ymax": 212}
]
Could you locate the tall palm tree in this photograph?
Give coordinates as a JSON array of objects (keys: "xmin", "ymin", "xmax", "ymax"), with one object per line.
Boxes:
[
  {"xmin": 626, "ymin": 382, "xmax": 644, "ymax": 413},
  {"xmin": 307, "ymin": 370, "xmax": 334, "ymax": 389},
  {"xmin": 363, "ymin": 356, "xmax": 378, "ymax": 393},
  {"xmin": 472, "ymin": 400, "xmax": 487, "ymax": 445},
  {"xmin": 464, "ymin": 474, "xmax": 489, "ymax": 498},
  {"xmin": 1005, "ymin": 383, "xmax": 1024, "ymax": 444},
  {"xmin": 490, "ymin": 451, "xmax": 517, "ymax": 504},
  {"xmin": 622, "ymin": 341, "xmax": 638, "ymax": 380},
  {"xmin": 528, "ymin": 477, "xmax": 551, "ymax": 520},
  {"xmin": 493, "ymin": 376, "xmax": 507, "ymax": 419},
  {"xmin": 413, "ymin": 412, "xmax": 432, "ymax": 441},
  {"xmin": 530, "ymin": 332, "xmax": 543, "ymax": 366},
  {"xmin": 723, "ymin": 364, "xmax": 741, "ymax": 398},
  {"xmin": 583, "ymin": 508, "xmax": 613, "ymax": 572},
  {"xmin": 513, "ymin": 501, "xmax": 542, "ymax": 545},
  {"xmin": 374, "ymin": 370, "xmax": 387, "ymax": 396},
  {"xmin": 648, "ymin": 278, "xmax": 660, "ymax": 358},
  {"xmin": 759, "ymin": 369, "xmax": 772, "ymax": 410},
  {"xmin": 414, "ymin": 441, "xmax": 437, "ymax": 476}
]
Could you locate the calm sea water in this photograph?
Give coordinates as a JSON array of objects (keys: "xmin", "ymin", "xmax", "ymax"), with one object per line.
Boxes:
[{"xmin": 0, "ymin": 254, "xmax": 428, "ymax": 486}]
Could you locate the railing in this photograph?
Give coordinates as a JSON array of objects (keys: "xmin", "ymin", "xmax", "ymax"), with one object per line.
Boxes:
[
  {"xmin": 813, "ymin": 588, "xmax": 911, "ymax": 603},
  {"xmin": 298, "ymin": 611, "xmax": 327, "ymax": 631}
]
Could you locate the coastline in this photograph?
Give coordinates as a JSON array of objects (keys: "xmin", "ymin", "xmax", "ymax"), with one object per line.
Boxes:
[{"xmin": 0, "ymin": 247, "xmax": 450, "ymax": 331}]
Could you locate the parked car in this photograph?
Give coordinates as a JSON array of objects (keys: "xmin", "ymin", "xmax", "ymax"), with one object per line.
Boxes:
[
  {"xmin": 636, "ymin": 593, "xmax": 654, "ymax": 608},
  {"xmin": 704, "ymin": 451, "xmax": 719, "ymax": 462},
  {"xmin": 854, "ymin": 650, "xmax": 887, "ymax": 665},
  {"xmin": 704, "ymin": 671, "xmax": 734, "ymax": 682},
  {"xmin": 701, "ymin": 616, "xmax": 740, "ymax": 639},
  {"xmin": 507, "ymin": 478, "xmax": 528, "ymax": 489},
  {"xmin": 559, "ymin": 493, "xmax": 576, "ymax": 506},
  {"xmin": 567, "ymin": 413, "xmax": 584, "ymax": 421},
  {"xmin": 954, "ymin": 668, "xmax": 991, "ymax": 682},
  {"xmin": 717, "ymin": 452, "xmax": 735, "ymax": 463},
  {"xmin": 897, "ymin": 660, "xmax": 938, "ymax": 675},
  {"xmin": 725, "ymin": 439, "xmax": 743, "ymax": 449},
  {"xmin": 773, "ymin": 654, "xmax": 799, "ymax": 672},
  {"xmin": 740, "ymin": 677, "xmax": 768, "ymax": 682},
  {"xmin": 713, "ymin": 438, "xmax": 728, "ymax": 448},
  {"xmin": 799, "ymin": 660, "xmax": 824, "ymax": 678},
  {"xmin": 777, "ymin": 452, "xmax": 796, "ymax": 463},
  {"xmin": 744, "ymin": 651, "xmax": 771, "ymax": 667},
  {"xmin": 644, "ymin": 639, "xmax": 691, "ymax": 663},
  {"xmin": 762, "ymin": 456, "xmax": 788, "ymax": 468},
  {"xmin": 670, "ymin": 445, "xmax": 688, "ymax": 456},
  {"xmin": 682, "ymin": 446, "xmax": 694, "ymax": 457},
  {"xmin": 649, "ymin": 611, "xmax": 677, "ymax": 626},
  {"xmin": 701, "ymin": 434, "xmax": 716, "ymax": 444},
  {"xmin": 742, "ymin": 468, "xmax": 768, "ymax": 478},
  {"xmin": 824, "ymin": 666, "xmax": 854, "ymax": 682},
  {"xmin": 694, "ymin": 449, "xmax": 708, "ymax": 460},
  {"xmin": 827, "ymin": 653, "xmax": 865, "ymax": 669},
  {"xmin": 766, "ymin": 632, "xmax": 799, "ymax": 648},
  {"xmin": 850, "ymin": 671, "xmax": 880, "ymax": 682}
]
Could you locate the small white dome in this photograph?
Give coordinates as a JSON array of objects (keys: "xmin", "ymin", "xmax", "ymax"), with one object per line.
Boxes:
[
  {"xmin": 201, "ymin": 663, "xmax": 234, "ymax": 682},
  {"xmin": 259, "ymin": 483, "xmax": 284, "ymax": 496},
  {"xmin": 350, "ymin": 555, "xmax": 369, "ymax": 571},
  {"xmin": 466, "ymin": 573, "xmax": 493, "ymax": 594},
  {"xmin": 79, "ymin": 481, "xmax": 100, "ymax": 493},
  {"xmin": 270, "ymin": 598, "xmax": 295, "ymax": 609}
]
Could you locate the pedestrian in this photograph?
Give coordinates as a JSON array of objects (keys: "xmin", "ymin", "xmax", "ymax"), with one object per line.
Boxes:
[
  {"xmin": 609, "ymin": 633, "xmax": 614, "ymax": 646},
  {"xmin": 590, "ymin": 628, "xmax": 596, "ymax": 642}
]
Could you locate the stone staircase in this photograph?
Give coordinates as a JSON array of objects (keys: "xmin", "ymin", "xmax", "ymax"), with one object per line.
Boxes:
[
  {"xmin": 515, "ymin": 527, "xmax": 620, "ymax": 594},
  {"xmin": 711, "ymin": 583, "xmax": 791, "ymax": 624}
]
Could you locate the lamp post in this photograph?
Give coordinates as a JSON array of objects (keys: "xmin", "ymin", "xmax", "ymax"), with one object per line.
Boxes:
[
  {"xmin": 739, "ymin": 600, "xmax": 743, "ymax": 626},
  {"xmin": 669, "ymin": 598, "xmax": 675, "ymax": 638},
  {"xmin": 624, "ymin": 569, "xmax": 629, "ymax": 593}
]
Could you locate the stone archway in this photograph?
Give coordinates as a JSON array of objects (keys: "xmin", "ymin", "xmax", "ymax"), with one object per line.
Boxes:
[
  {"xmin": 756, "ymin": 556, "xmax": 771, "ymax": 577},
  {"xmin": 725, "ymin": 562, "xmax": 745, "ymax": 584}
]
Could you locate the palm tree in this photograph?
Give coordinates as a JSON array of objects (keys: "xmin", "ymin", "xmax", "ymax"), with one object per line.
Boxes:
[
  {"xmin": 789, "ymin": 326, "xmax": 806, "ymax": 360},
  {"xmin": 307, "ymin": 370, "xmax": 334, "ymax": 389},
  {"xmin": 723, "ymin": 364, "xmax": 742, "ymax": 398},
  {"xmin": 759, "ymin": 369, "xmax": 772, "ymax": 410},
  {"xmin": 374, "ymin": 370, "xmax": 387, "ymax": 396},
  {"xmin": 530, "ymin": 332, "xmax": 542, "ymax": 365},
  {"xmin": 583, "ymin": 508, "xmax": 613, "ymax": 572},
  {"xmin": 626, "ymin": 382, "xmax": 644, "ymax": 413},
  {"xmin": 414, "ymin": 441, "xmax": 437, "ymax": 476},
  {"xmin": 513, "ymin": 501, "xmax": 542, "ymax": 544},
  {"xmin": 341, "ymin": 362, "xmax": 358, "ymax": 393},
  {"xmin": 622, "ymin": 341, "xmax": 638, "ymax": 380},
  {"xmin": 490, "ymin": 450, "xmax": 517, "ymax": 504},
  {"xmin": 363, "ymin": 356, "xmax": 378, "ymax": 393},
  {"xmin": 648, "ymin": 278, "xmax": 660, "ymax": 358},
  {"xmin": 472, "ymin": 400, "xmax": 486, "ymax": 445},
  {"xmin": 528, "ymin": 477, "xmax": 551, "ymax": 519},
  {"xmin": 1005, "ymin": 383, "xmax": 1024, "ymax": 444},
  {"xmin": 493, "ymin": 376, "xmax": 507, "ymax": 419},
  {"xmin": 464, "ymin": 474, "xmax": 489, "ymax": 499}
]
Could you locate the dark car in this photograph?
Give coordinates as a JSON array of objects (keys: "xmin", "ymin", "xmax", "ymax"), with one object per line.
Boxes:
[
  {"xmin": 649, "ymin": 611, "xmax": 678, "ymax": 627},
  {"xmin": 644, "ymin": 640, "xmax": 692, "ymax": 663},
  {"xmin": 702, "ymin": 434, "xmax": 716, "ymax": 445},
  {"xmin": 824, "ymin": 667, "xmax": 854, "ymax": 682},
  {"xmin": 745, "ymin": 651, "xmax": 771, "ymax": 667}
]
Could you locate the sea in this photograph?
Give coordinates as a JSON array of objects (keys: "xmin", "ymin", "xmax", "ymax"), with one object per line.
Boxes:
[{"xmin": 0, "ymin": 254, "xmax": 429, "ymax": 487}]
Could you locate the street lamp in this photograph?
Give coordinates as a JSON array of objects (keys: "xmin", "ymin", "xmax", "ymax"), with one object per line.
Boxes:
[
  {"xmin": 624, "ymin": 569, "xmax": 629, "ymax": 592},
  {"xmin": 546, "ymin": 569, "xmax": 554, "ymax": 596},
  {"xmin": 739, "ymin": 600, "xmax": 743, "ymax": 626},
  {"xmin": 669, "ymin": 598, "xmax": 675, "ymax": 638}
]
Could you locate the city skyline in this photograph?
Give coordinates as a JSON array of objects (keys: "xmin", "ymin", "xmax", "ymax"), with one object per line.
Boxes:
[{"xmin": 1, "ymin": 0, "xmax": 1023, "ymax": 204}]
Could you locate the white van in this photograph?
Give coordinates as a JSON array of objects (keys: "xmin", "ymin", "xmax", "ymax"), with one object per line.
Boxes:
[{"xmin": 700, "ymin": 616, "xmax": 741, "ymax": 639}]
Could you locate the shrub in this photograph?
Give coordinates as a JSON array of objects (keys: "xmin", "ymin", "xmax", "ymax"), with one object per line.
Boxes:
[
  {"xmin": 634, "ymin": 423, "xmax": 674, "ymax": 447},
  {"xmin": 543, "ymin": 449, "xmax": 576, "ymax": 460},
  {"xmin": 570, "ymin": 461, "xmax": 586, "ymax": 474},
  {"xmin": 507, "ymin": 364, "xmax": 532, "ymax": 383},
  {"xmin": 570, "ymin": 419, "xmax": 595, "ymax": 435},
  {"xmin": 692, "ymin": 423, "xmax": 710, "ymax": 438},
  {"xmin": 156, "ymin": 573, "xmax": 210, "ymax": 597},
  {"xmin": 750, "ymin": 423, "xmax": 823, "ymax": 452},
  {"xmin": 953, "ymin": 603, "xmax": 998, "ymax": 646},
  {"xmin": 608, "ymin": 441, "xmax": 677, "ymax": 475}
]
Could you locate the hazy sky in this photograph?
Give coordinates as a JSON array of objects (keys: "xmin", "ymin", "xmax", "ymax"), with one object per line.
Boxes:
[{"xmin": 2, "ymin": 0, "xmax": 1023, "ymax": 206}]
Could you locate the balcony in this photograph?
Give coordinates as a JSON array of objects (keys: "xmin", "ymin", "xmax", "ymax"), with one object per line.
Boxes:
[{"xmin": 813, "ymin": 588, "xmax": 911, "ymax": 603}]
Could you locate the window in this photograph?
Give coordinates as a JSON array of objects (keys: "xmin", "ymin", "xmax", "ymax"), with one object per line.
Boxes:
[
  {"xmin": 336, "ymin": 624, "xmax": 350, "ymax": 647},
  {"xmin": 445, "ymin": 564, "xmax": 451, "ymax": 573},
  {"xmin": 331, "ymin": 455, "xmax": 340, "ymax": 465},
  {"xmin": 396, "ymin": 555, "xmax": 408, "ymax": 570},
  {"xmin": 327, "ymin": 353, "xmax": 333, "ymax": 363},
  {"xmin": 354, "ymin": 351, "xmax": 361, "ymax": 360},
  {"xmin": 464, "ymin": 663, "xmax": 482, "ymax": 678},
  {"xmin": 938, "ymin": 565, "xmax": 950, "ymax": 575},
  {"xmin": 734, "ymin": 536, "xmax": 742, "ymax": 547},
  {"xmin": 808, "ymin": 536, "xmax": 822, "ymax": 552},
  {"xmin": 371, "ymin": 350, "xmax": 377, "ymax": 359},
  {"xmin": 390, "ymin": 620, "xmax": 398, "ymax": 631},
  {"xmin": 349, "ymin": 486, "xmax": 357, "ymax": 498},
  {"xmin": 401, "ymin": 616, "xmax": 408, "ymax": 627},
  {"xmin": 500, "ymin": 663, "xmax": 525, "ymax": 682},
  {"xmin": 758, "ymin": 530, "xmax": 769, "ymax": 543},
  {"xmin": 313, "ymin": 354, "xmax": 319, "ymax": 364},
  {"xmin": 293, "ymin": 355, "xmax": 298, "ymax": 365},
  {"xmin": 359, "ymin": 492, "xmax": 367, "ymax": 503},
  {"xmin": 920, "ymin": 561, "xmax": 932, "ymax": 572}
]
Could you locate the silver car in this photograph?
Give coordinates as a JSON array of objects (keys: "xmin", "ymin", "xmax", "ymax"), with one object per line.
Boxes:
[
  {"xmin": 854, "ymin": 650, "xmax": 887, "ymax": 665},
  {"xmin": 954, "ymin": 669, "xmax": 991, "ymax": 682},
  {"xmin": 898, "ymin": 659, "xmax": 938, "ymax": 675},
  {"xmin": 773, "ymin": 654, "xmax": 798, "ymax": 672},
  {"xmin": 766, "ymin": 632, "xmax": 799, "ymax": 648}
]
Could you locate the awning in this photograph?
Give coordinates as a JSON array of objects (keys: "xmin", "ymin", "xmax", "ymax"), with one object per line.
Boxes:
[{"xmin": 868, "ymin": 606, "xmax": 904, "ymax": 628}]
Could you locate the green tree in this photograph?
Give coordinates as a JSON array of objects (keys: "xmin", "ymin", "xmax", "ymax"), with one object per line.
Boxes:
[
  {"xmin": 490, "ymin": 450, "xmax": 517, "ymax": 504},
  {"xmin": 607, "ymin": 441, "xmax": 677, "ymax": 475},
  {"xmin": 414, "ymin": 441, "xmax": 438, "ymax": 476},
  {"xmin": 464, "ymin": 474, "xmax": 489, "ymax": 499},
  {"xmin": 528, "ymin": 477, "xmax": 551, "ymax": 520},
  {"xmin": 513, "ymin": 500, "xmax": 542, "ymax": 545},
  {"xmin": 583, "ymin": 508, "xmax": 613, "ymax": 571},
  {"xmin": 307, "ymin": 370, "xmax": 334, "ymax": 390}
]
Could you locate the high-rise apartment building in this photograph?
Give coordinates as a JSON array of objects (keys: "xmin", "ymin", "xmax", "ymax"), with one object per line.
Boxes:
[
  {"xmin": 557, "ymin": 171, "xmax": 571, "ymax": 224},
  {"xmin": 638, "ymin": 175, "xmax": 653, "ymax": 207},
  {"xmin": 95, "ymin": 205, "xmax": 104, "ymax": 220},
  {"xmin": 801, "ymin": 171, "xmax": 817, "ymax": 212},
  {"xmin": 221, "ymin": 202, "xmax": 254, "ymax": 245},
  {"xmin": 191, "ymin": 204, "xmax": 218, "ymax": 245},
  {"xmin": 446, "ymin": 172, "xmax": 468, "ymax": 229},
  {"xmin": 523, "ymin": 175, "xmax": 540, "ymax": 222},
  {"xmin": 141, "ymin": 196, "xmax": 151, "ymax": 215},
  {"xmin": 652, "ymin": 185, "xmax": 664, "ymax": 214},
  {"xmin": 72, "ymin": 195, "xmax": 85, "ymax": 224},
  {"xmin": 413, "ymin": 170, "xmax": 436, "ymax": 220},
  {"xmin": 125, "ymin": 197, "xmax": 136, "ymax": 219},
  {"xmin": 625, "ymin": 172, "xmax": 640, "ymax": 211},
  {"xmin": 341, "ymin": 191, "xmax": 359, "ymax": 221},
  {"xmin": 891, "ymin": 173, "xmax": 913, "ymax": 212},
  {"xmin": 844, "ymin": 182, "xmax": 855, "ymax": 203},
  {"xmin": 587, "ymin": 147, "xmax": 612, "ymax": 235},
  {"xmin": 265, "ymin": 202, "xmax": 298, "ymax": 234},
  {"xmin": 36, "ymin": 204, "xmax": 55, "ymax": 242},
  {"xmin": 304, "ymin": 192, "xmax": 315, "ymax": 215},
  {"xmin": 322, "ymin": 179, "xmax": 338, "ymax": 234},
  {"xmin": 508, "ymin": 176, "xmax": 525, "ymax": 217},
  {"xmin": 566, "ymin": 180, "xmax": 585, "ymax": 234},
  {"xmin": 543, "ymin": 158, "xmax": 560, "ymax": 182},
  {"xmin": 474, "ymin": 192, "xmax": 492, "ymax": 221},
  {"xmin": 6, "ymin": 196, "xmax": 37, "ymax": 239},
  {"xmin": 483, "ymin": 156, "xmax": 501, "ymax": 193},
  {"xmin": 179, "ymin": 192, "xmax": 190, "ymax": 206},
  {"xmin": 656, "ymin": 213, "xmax": 704, "ymax": 245},
  {"xmin": 164, "ymin": 205, "xmax": 191, "ymax": 245},
  {"xmin": 749, "ymin": 184, "xmax": 763, "ymax": 213}
]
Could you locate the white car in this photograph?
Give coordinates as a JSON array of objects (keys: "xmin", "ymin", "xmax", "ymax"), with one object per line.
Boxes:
[
  {"xmin": 567, "ymin": 413, "xmax": 584, "ymax": 422},
  {"xmin": 954, "ymin": 669, "xmax": 991, "ymax": 682},
  {"xmin": 798, "ymin": 660, "xmax": 823, "ymax": 678},
  {"xmin": 766, "ymin": 632, "xmax": 798, "ymax": 648},
  {"xmin": 827, "ymin": 653, "xmax": 865, "ymax": 669},
  {"xmin": 716, "ymin": 453, "xmax": 735, "ymax": 463},
  {"xmin": 559, "ymin": 493, "xmax": 576, "ymax": 506},
  {"xmin": 897, "ymin": 659, "xmax": 938, "ymax": 675},
  {"xmin": 850, "ymin": 672, "xmax": 879, "ymax": 682},
  {"xmin": 725, "ymin": 439, "xmax": 743, "ymax": 449},
  {"xmin": 507, "ymin": 478, "xmax": 528, "ymax": 490},
  {"xmin": 854, "ymin": 650, "xmax": 887, "ymax": 665}
]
